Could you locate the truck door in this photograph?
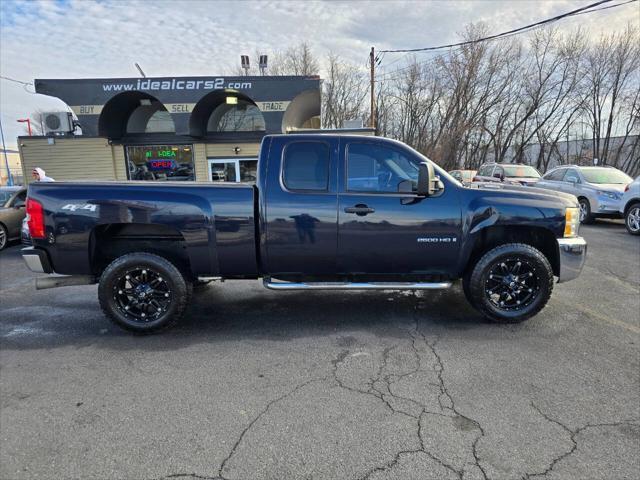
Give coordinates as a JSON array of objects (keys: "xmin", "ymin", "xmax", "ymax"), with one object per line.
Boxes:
[
  {"xmin": 337, "ymin": 139, "xmax": 461, "ymax": 278},
  {"xmin": 262, "ymin": 136, "xmax": 339, "ymax": 276}
]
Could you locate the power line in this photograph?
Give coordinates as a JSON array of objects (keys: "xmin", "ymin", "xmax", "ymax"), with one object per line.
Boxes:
[
  {"xmin": 572, "ymin": 0, "xmax": 638, "ymax": 16},
  {"xmin": 375, "ymin": 51, "xmax": 457, "ymax": 83},
  {"xmin": 374, "ymin": 0, "xmax": 637, "ymax": 83},
  {"xmin": 378, "ymin": 0, "xmax": 635, "ymax": 54}
]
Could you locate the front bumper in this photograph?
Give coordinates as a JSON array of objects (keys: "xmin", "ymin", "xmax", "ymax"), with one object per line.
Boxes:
[
  {"xmin": 21, "ymin": 247, "xmax": 53, "ymax": 274},
  {"xmin": 592, "ymin": 196, "xmax": 623, "ymax": 216},
  {"xmin": 556, "ymin": 237, "xmax": 587, "ymax": 283}
]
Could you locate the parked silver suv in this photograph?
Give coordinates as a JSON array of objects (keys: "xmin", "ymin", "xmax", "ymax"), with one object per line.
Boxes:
[
  {"xmin": 536, "ymin": 166, "xmax": 632, "ymax": 223},
  {"xmin": 620, "ymin": 176, "xmax": 640, "ymax": 235}
]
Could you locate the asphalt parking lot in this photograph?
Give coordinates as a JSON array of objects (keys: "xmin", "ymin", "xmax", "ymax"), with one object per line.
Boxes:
[{"xmin": 1, "ymin": 220, "xmax": 638, "ymax": 480}]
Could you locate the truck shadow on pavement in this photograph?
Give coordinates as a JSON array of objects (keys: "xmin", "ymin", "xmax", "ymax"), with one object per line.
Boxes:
[{"xmin": 0, "ymin": 281, "xmax": 515, "ymax": 351}]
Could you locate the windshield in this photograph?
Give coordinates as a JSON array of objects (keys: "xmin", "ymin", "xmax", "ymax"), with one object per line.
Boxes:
[
  {"xmin": 581, "ymin": 168, "xmax": 632, "ymax": 184},
  {"xmin": 502, "ymin": 165, "xmax": 541, "ymax": 178}
]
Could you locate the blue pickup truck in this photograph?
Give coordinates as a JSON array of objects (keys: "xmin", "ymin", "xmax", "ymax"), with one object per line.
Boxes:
[{"xmin": 22, "ymin": 134, "xmax": 586, "ymax": 332}]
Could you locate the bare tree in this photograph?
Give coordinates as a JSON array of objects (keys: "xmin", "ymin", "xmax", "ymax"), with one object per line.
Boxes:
[
  {"xmin": 578, "ymin": 24, "xmax": 639, "ymax": 167},
  {"xmin": 321, "ymin": 54, "xmax": 368, "ymax": 128},
  {"xmin": 372, "ymin": 23, "xmax": 638, "ymax": 175},
  {"xmin": 225, "ymin": 24, "xmax": 639, "ymax": 175},
  {"xmin": 231, "ymin": 43, "xmax": 320, "ymax": 76},
  {"xmin": 269, "ymin": 42, "xmax": 320, "ymax": 76}
]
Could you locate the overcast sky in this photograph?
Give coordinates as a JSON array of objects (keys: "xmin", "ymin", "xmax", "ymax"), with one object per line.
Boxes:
[{"xmin": 1, "ymin": 0, "xmax": 638, "ymax": 147}]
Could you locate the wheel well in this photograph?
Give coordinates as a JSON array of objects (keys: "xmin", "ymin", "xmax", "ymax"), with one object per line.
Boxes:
[
  {"xmin": 467, "ymin": 225, "xmax": 559, "ymax": 277},
  {"xmin": 90, "ymin": 223, "xmax": 193, "ymax": 279},
  {"xmin": 624, "ymin": 199, "xmax": 640, "ymax": 215}
]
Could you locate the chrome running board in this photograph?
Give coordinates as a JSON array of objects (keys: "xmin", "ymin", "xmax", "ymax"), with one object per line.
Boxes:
[
  {"xmin": 35, "ymin": 275, "xmax": 96, "ymax": 290},
  {"xmin": 263, "ymin": 278, "xmax": 452, "ymax": 291}
]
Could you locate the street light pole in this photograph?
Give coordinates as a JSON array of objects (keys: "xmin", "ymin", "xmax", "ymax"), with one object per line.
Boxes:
[{"xmin": 0, "ymin": 117, "xmax": 14, "ymax": 186}]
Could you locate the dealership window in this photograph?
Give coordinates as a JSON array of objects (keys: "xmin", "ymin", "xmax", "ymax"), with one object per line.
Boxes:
[
  {"xmin": 127, "ymin": 102, "xmax": 175, "ymax": 133},
  {"xmin": 282, "ymin": 141, "xmax": 330, "ymax": 191},
  {"xmin": 126, "ymin": 145, "xmax": 194, "ymax": 181},
  {"xmin": 207, "ymin": 99, "xmax": 266, "ymax": 132},
  {"xmin": 208, "ymin": 158, "xmax": 258, "ymax": 183}
]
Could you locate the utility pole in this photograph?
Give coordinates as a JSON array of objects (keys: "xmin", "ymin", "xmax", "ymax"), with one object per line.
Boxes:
[
  {"xmin": 370, "ymin": 46, "xmax": 376, "ymax": 131},
  {"xmin": 0, "ymin": 117, "xmax": 14, "ymax": 186}
]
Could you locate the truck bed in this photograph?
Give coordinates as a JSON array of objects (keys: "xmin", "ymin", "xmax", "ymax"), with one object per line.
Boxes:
[{"xmin": 26, "ymin": 181, "xmax": 259, "ymax": 277}]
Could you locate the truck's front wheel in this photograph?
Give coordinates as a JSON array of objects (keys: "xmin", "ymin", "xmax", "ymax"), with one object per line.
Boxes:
[
  {"xmin": 466, "ymin": 243, "xmax": 553, "ymax": 323},
  {"xmin": 98, "ymin": 253, "xmax": 191, "ymax": 333}
]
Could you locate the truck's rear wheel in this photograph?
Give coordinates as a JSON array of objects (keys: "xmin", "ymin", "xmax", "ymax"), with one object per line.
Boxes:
[
  {"xmin": 467, "ymin": 243, "xmax": 553, "ymax": 323},
  {"xmin": 98, "ymin": 252, "xmax": 191, "ymax": 333}
]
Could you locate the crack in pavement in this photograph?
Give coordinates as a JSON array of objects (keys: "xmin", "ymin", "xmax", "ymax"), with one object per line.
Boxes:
[
  {"xmin": 156, "ymin": 474, "xmax": 221, "ymax": 480},
  {"xmin": 332, "ymin": 345, "xmax": 420, "ymax": 421},
  {"xmin": 523, "ymin": 402, "xmax": 640, "ymax": 479},
  {"xmin": 409, "ymin": 317, "xmax": 488, "ymax": 480},
  {"xmin": 357, "ymin": 448, "xmax": 426, "ymax": 480},
  {"xmin": 216, "ymin": 376, "xmax": 326, "ymax": 480},
  {"xmin": 159, "ymin": 323, "xmax": 635, "ymax": 480},
  {"xmin": 332, "ymin": 313, "xmax": 489, "ymax": 480},
  {"xmin": 418, "ymin": 410, "xmax": 464, "ymax": 480}
]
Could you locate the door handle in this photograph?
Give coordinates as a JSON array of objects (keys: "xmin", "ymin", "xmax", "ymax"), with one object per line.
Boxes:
[{"xmin": 344, "ymin": 204, "xmax": 375, "ymax": 216}]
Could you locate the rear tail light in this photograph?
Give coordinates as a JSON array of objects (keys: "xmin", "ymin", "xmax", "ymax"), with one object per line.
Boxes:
[
  {"xmin": 472, "ymin": 176, "xmax": 479, "ymax": 182},
  {"xmin": 26, "ymin": 198, "xmax": 46, "ymax": 239},
  {"xmin": 625, "ymin": 183, "xmax": 630, "ymax": 192}
]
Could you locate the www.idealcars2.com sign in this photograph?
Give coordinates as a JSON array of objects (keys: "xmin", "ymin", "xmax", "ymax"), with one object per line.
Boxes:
[{"xmin": 34, "ymin": 76, "xmax": 320, "ymax": 136}]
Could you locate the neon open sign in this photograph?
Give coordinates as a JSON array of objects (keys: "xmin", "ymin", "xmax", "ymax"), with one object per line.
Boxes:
[{"xmin": 147, "ymin": 160, "xmax": 176, "ymax": 170}]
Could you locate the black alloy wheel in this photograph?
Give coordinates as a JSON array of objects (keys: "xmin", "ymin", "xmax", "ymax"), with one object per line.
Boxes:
[
  {"xmin": 465, "ymin": 243, "xmax": 553, "ymax": 323},
  {"xmin": 98, "ymin": 252, "xmax": 191, "ymax": 333},
  {"xmin": 113, "ymin": 267, "xmax": 172, "ymax": 322},
  {"xmin": 484, "ymin": 258, "xmax": 539, "ymax": 311}
]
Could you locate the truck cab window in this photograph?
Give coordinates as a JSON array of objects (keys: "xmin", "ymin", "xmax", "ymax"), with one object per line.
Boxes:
[
  {"xmin": 347, "ymin": 143, "xmax": 418, "ymax": 193},
  {"xmin": 282, "ymin": 142, "xmax": 330, "ymax": 191}
]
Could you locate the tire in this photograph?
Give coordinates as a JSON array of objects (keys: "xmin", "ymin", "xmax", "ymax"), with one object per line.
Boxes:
[
  {"xmin": 0, "ymin": 223, "xmax": 7, "ymax": 251},
  {"xmin": 462, "ymin": 266, "xmax": 478, "ymax": 309},
  {"xmin": 578, "ymin": 197, "xmax": 594, "ymax": 224},
  {"xmin": 467, "ymin": 243, "xmax": 554, "ymax": 324},
  {"xmin": 624, "ymin": 202, "xmax": 640, "ymax": 235},
  {"xmin": 98, "ymin": 252, "xmax": 192, "ymax": 333}
]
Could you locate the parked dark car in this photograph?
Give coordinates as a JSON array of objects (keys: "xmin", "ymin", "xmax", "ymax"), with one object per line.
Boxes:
[
  {"xmin": 473, "ymin": 163, "xmax": 541, "ymax": 186},
  {"xmin": 0, "ymin": 187, "xmax": 27, "ymax": 250},
  {"xmin": 22, "ymin": 135, "xmax": 586, "ymax": 332}
]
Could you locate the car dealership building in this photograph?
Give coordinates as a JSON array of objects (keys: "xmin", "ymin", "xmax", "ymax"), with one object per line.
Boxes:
[{"xmin": 18, "ymin": 75, "xmax": 322, "ymax": 184}]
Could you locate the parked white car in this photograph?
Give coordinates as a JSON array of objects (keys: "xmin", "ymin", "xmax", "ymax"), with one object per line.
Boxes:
[
  {"xmin": 620, "ymin": 176, "xmax": 640, "ymax": 235},
  {"xmin": 536, "ymin": 166, "xmax": 632, "ymax": 223}
]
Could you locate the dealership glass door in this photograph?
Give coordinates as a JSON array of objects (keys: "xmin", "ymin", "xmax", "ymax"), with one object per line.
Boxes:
[{"xmin": 208, "ymin": 158, "xmax": 257, "ymax": 183}]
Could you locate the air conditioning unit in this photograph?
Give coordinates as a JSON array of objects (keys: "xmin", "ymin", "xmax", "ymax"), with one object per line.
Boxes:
[{"xmin": 43, "ymin": 112, "xmax": 74, "ymax": 134}]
